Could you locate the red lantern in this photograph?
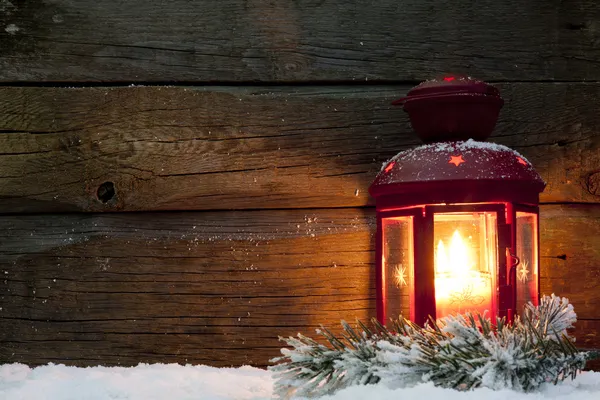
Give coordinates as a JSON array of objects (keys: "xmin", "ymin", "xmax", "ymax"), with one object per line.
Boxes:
[{"xmin": 369, "ymin": 76, "xmax": 546, "ymax": 326}]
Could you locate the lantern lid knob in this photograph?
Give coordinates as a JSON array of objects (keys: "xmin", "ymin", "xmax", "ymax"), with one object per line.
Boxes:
[{"xmin": 393, "ymin": 75, "xmax": 504, "ymax": 143}]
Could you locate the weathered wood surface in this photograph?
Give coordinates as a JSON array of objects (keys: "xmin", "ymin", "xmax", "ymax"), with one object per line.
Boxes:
[
  {"xmin": 1, "ymin": 83, "xmax": 599, "ymax": 213},
  {"xmin": 1, "ymin": 204, "xmax": 598, "ymax": 366},
  {"xmin": 1, "ymin": 1, "xmax": 600, "ymax": 82},
  {"xmin": 0, "ymin": 209, "xmax": 375, "ymax": 366},
  {"xmin": 540, "ymin": 205, "xmax": 600, "ymax": 318},
  {"xmin": 576, "ymin": 320, "xmax": 600, "ymax": 350}
]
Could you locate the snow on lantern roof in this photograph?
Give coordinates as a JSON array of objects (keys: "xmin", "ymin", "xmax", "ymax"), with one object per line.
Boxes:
[
  {"xmin": 369, "ymin": 140, "xmax": 546, "ymax": 203},
  {"xmin": 369, "ymin": 138, "xmax": 546, "ymax": 200}
]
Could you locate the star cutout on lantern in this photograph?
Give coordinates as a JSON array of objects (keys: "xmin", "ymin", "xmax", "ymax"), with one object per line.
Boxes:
[
  {"xmin": 518, "ymin": 261, "xmax": 530, "ymax": 283},
  {"xmin": 449, "ymin": 155, "xmax": 465, "ymax": 166},
  {"xmin": 384, "ymin": 161, "xmax": 396, "ymax": 173},
  {"xmin": 516, "ymin": 156, "xmax": 528, "ymax": 166},
  {"xmin": 393, "ymin": 264, "xmax": 407, "ymax": 288}
]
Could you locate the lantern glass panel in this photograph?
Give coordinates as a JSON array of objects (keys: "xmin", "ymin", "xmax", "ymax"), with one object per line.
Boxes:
[
  {"xmin": 382, "ymin": 216, "xmax": 414, "ymax": 320},
  {"xmin": 516, "ymin": 212, "xmax": 539, "ymax": 313},
  {"xmin": 433, "ymin": 212, "xmax": 497, "ymax": 318}
]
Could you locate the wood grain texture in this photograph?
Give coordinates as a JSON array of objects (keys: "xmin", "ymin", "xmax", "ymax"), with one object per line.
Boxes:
[
  {"xmin": 576, "ymin": 320, "xmax": 600, "ymax": 350},
  {"xmin": 1, "ymin": 0, "xmax": 600, "ymax": 82},
  {"xmin": 539, "ymin": 205, "xmax": 600, "ymax": 317},
  {"xmin": 0, "ymin": 209, "xmax": 375, "ymax": 366},
  {"xmin": 1, "ymin": 205, "xmax": 598, "ymax": 366},
  {"xmin": 0, "ymin": 83, "xmax": 599, "ymax": 213},
  {"xmin": 577, "ymin": 320, "xmax": 600, "ymax": 371}
]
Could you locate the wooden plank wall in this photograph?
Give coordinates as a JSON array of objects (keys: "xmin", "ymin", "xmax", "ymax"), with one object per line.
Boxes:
[{"xmin": 1, "ymin": 0, "xmax": 599, "ymax": 368}]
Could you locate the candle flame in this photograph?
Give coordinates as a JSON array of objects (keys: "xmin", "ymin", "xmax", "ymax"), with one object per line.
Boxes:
[{"xmin": 435, "ymin": 230, "xmax": 489, "ymax": 311}]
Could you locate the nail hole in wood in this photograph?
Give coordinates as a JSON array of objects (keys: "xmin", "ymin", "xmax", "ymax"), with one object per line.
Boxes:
[{"xmin": 97, "ymin": 182, "xmax": 115, "ymax": 203}]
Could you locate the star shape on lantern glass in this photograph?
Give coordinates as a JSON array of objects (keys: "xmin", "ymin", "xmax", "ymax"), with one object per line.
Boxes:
[
  {"xmin": 448, "ymin": 155, "xmax": 465, "ymax": 166},
  {"xmin": 518, "ymin": 260, "xmax": 530, "ymax": 283},
  {"xmin": 393, "ymin": 264, "xmax": 407, "ymax": 288}
]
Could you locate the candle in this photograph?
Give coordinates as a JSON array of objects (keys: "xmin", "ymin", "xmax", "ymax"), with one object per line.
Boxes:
[{"xmin": 434, "ymin": 230, "xmax": 492, "ymax": 317}]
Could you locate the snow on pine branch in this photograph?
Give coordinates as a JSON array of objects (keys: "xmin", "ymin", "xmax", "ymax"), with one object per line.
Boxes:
[
  {"xmin": 271, "ymin": 295, "xmax": 597, "ymax": 399},
  {"xmin": 522, "ymin": 294, "xmax": 577, "ymax": 340}
]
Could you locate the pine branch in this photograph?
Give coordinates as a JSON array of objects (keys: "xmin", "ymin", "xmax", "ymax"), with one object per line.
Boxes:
[
  {"xmin": 270, "ymin": 294, "xmax": 597, "ymax": 398},
  {"xmin": 269, "ymin": 322, "xmax": 383, "ymax": 398}
]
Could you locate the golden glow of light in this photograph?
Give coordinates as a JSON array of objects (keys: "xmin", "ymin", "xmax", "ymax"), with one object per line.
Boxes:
[{"xmin": 435, "ymin": 230, "xmax": 489, "ymax": 311}]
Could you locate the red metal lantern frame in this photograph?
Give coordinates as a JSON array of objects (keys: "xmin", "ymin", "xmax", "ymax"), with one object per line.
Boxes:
[
  {"xmin": 375, "ymin": 202, "xmax": 540, "ymax": 325},
  {"xmin": 369, "ymin": 76, "xmax": 546, "ymax": 326}
]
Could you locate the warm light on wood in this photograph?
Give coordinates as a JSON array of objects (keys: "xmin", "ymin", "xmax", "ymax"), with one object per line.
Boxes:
[{"xmin": 435, "ymin": 230, "xmax": 493, "ymax": 317}]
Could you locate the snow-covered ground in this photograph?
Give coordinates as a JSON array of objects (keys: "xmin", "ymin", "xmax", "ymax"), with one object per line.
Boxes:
[{"xmin": 1, "ymin": 363, "xmax": 599, "ymax": 400}]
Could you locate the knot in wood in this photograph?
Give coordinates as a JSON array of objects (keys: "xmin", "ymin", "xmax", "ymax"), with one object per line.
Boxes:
[
  {"xmin": 586, "ymin": 172, "xmax": 600, "ymax": 197},
  {"xmin": 97, "ymin": 182, "xmax": 116, "ymax": 203}
]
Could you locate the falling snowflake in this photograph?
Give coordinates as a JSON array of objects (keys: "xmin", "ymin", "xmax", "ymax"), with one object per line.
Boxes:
[
  {"xmin": 393, "ymin": 264, "xmax": 407, "ymax": 288},
  {"xmin": 518, "ymin": 260, "xmax": 530, "ymax": 282}
]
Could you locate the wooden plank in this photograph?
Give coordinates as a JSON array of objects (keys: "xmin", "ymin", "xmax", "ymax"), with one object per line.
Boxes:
[
  {"xmin": 4, "ymin": 319, "xmax": 598, "ymax": 368},
  {"xmin": 1, "ymin": 1, "xmax": 600, "ymax": 82},
  {"xmin": 0, "ymin": 83, "xmax": 599, "ymax": 213},
  {"xmin": 539, "ymin": 205, "xmax": 600, "ymax": 317},
  {"xmin": 576, "ymin": 320, "xmax": 600, "ymax": 350},
  {"xmin": 1, "ymin": 204, "xmax": 599, "ymax": 366},
  {"xmin": 2, "ymin": 319, "xmax": 598, "ymax": 368},
  {"xmin": 575, "ymin": 320, "xmax": 600, "ymax": 371},
  {"xmin": 0, "ymin": 209, "xmax": 374, "ymax": 366}
]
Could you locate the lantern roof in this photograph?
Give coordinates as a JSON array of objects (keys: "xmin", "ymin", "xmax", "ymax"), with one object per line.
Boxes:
[
  {"xmin": 369, "ymin": 76, "xmax": 546, "ymax": 206},
  {"xmin": 370, "ymin": 139, "xmax": 545, "ymax": 196}
]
